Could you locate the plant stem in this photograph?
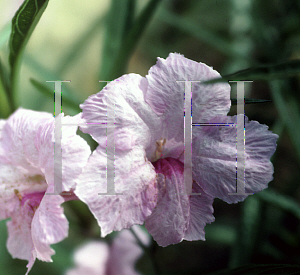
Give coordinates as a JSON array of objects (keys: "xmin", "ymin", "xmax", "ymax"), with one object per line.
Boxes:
[{"xmin": 130, "ymin": 227, "xmax": 160, "ymax": 275}]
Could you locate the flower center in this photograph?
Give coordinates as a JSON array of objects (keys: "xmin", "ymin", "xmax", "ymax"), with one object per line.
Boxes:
[
  {"xmin": 152, "ymin": 157, "xmax": 184, "ymax": 179},
  {"xmin": 153, "ymin": 138, "xmax": 166, "ymax": 161},
  {"xmin": 21, "ymin": 192, "xmax": 45, "ymax": 217}
]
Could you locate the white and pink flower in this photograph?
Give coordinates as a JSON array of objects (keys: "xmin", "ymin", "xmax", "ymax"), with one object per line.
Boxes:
[
  {"xmin": 0, "ymin": 108, "xmax": 90, "ymax": 274},
  {"xmin": 76, "ymin": 53, "xmax": 278, "ymax": 247}
]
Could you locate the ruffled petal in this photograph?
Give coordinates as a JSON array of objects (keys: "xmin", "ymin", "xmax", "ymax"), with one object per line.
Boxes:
[
  {"xmin": 0, "ymin": 108, "xmax": 52, "ymax": 174},
  {"xmin": 75, "ymin": 146, "xmax": 157, "ymax": 237},
  {"xmin": 7, "ymin": 192, "xmax": 45, "ymax": 275},
  {"xmin": 0, "ymin": 119, "xmax": 5, "ymax": 134},
  {"xmin": 34, "ymin": 113, "xmax": 91, "ymax": 191},
  {"xmin": 145, "ymin": 158, "xmax": 190, "ymax": 247},
  {"xmin": 184, "ymin": 182, "xmax": 215, "ymax": 241},
  {"xmin": 61, "ymin": 114, "xmax": 91, "ymax": 189},
  {"xmin": 31, "ymin": 185, "xmax": 68, "ymax": 262},
  {"xmin": 80, "ymin": 73, "xmax": 161, "ymax": 150},
  {"xmin": 145, "ymin": 53, "xmax": 231, "ymax": 143},
  {"xmin": 192, "ymin": 115, "xmax": 278, "ymax": 203},
  {"xmin": 6, "ymin": 209, "xmax": 34, "ymax": 262}
]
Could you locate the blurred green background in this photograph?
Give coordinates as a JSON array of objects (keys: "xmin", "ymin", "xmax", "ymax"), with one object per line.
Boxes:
[{"xmin": 0, "ymin": 0, "xmax": 300, "ymax": 274}]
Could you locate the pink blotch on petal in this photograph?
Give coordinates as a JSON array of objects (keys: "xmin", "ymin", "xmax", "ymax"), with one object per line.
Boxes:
[
  {"xmin": 77, "ymin": 74, "xmax": 161, "ymax": 237},
  {"xmin": 145, "ymin": 158, "xmax": 215, "ymax": 246},
  {"xmin": 145, "ymin": 158, "xmax": 190, "ymax": 246},
  {"xmin": 0, "ymin": 108, "xmax": 91, "ymax": 273}
]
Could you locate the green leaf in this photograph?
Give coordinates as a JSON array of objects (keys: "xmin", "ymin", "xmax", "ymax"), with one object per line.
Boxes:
[
  {"xmin": 25, "ymin": 54, "xmax": 82, "ymax": 103},
  {"xmin": 9, "ymin": 0, "xmax": 49, "ymax": 67},
  {"xmin": 30, "ymin": 78, "xmax": 81, "ymax": 112},
  {"xmin": 103, "ymin": 0, "xmax": 162, "ymax": 84},
  {"xmin": 229, "ymin": 196, "xmax": 263, "ymax": 267},
  {"xmin": 205, "ymin": 224, "xmax": 236, "ymax": 245},
  {"xmin": 256, "ymin": 189, "xmax": 300, "ymax": 219},
  {"xmin": 230, "ymin": 98, "xmax": 272, "ymax": 105},
  {"xmin": 9, "ymin": 0, "xmax": 49, "ymax": 108},
  {"xmin": 204, "ymin": 59, "xmax": 300, "ymax": 84},
  {"xmin": 159, "ymin": 10, "xmax": 246, "ymax": 59},
  {"xmin": 99, "ymin": 0, "xmax": 136, "ymax": 81},
  {"xmin": 270, "ymin": 80, "xmax": 300, "ymax": 166},
  {"xmin": 0, "ymin": 58, "xmax": 12, "ymax": 116}
]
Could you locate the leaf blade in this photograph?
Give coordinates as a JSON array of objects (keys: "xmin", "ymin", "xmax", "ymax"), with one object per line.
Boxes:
[
  {"xmin": 204, "ymin": 59, "xmax": 300, "ymax": 84},
  {"xmin": 9, "ymin": 0, "xmax": 49, "ymax": 108},
  {"xmin": 30, "ymin": 78, "xmax": 81, "ymax": 112},
  {"xmin": 99, "ymin": 0, "xmax": 136, "ymax": 81}
]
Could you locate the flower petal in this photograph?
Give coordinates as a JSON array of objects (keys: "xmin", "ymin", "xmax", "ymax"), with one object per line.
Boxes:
[
  {"xmin": 192, "ymin": 115, "xmax": 278, "ymax": 203},
  {"xmin": 80, "ymin": 73, "xmax": 161, "ymax": 150},
  {"xmin": 183, "ymin": 182, "xmax": 215, "ymax": 241},
  {"xmin": 6, "ymin": 192, "xmax": 45, "ymax": 275},
  {"xmin": 34, "ymin": 113, "xmax": 91, "ymax": 191},
  {"xmin": 75, "ymin": 146, "xmax": 157, "ymax": 237},
  {"xmin": 0, "ymin": 164, "xmax": 47, "ymax": 220},
  {"xmin": 145, "ymin": 158, "xmax": 190, "ymax": 247},
  {"xmin": 6, "ymin": 208, "xmax": 34, "ymax": 262},
  {"xmin": 0, "ymin": 108, "xmax": 52, "ymax": 174},
  {"xmin": 145, "ymin": 53, "xmax": 231, "ymax": 142},
  {"xmin": 31, "ymin": 185, "xmax": 68, "ymax": 262}
]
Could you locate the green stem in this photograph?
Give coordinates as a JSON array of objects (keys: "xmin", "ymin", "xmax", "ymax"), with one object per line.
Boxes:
[{"xmin": 130, "ymin": 228, "xmax": 160, "ymax": 275}]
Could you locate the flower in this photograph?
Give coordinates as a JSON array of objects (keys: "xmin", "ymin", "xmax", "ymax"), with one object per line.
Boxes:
[
  {"xmin": 76, "ymin": 53, "xmax": 278, "ymax": 246},
  {"xmin": 0, "ymin": 108, "xmax": 91, "ymax": 274},
  {"xmin": 66, "ymin": 225, "xmax": 150, "ymax": 275}
]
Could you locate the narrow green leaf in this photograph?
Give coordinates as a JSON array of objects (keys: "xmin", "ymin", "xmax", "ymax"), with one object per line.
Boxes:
[
  {"xmin": 256, "ymin": 189, "xmax": 300, "ymax": 219},
  {"xmin": 230, "ymin": 98, "xmax": 272, "ymax": 105},
  {"xmin": 30, "ymin": 78, "xmax": 81, "ymax": 112},
  {"xmin": 205, "ymin": 224, "xmax": 236, "ymax": 245},
  {"xmin": 0, "ymin": 58, "xmax": 10, "ymax": 100},
  {"xmin": 104, "ymin": 0, "xmax": 162, "ymax": 83},
  {"xmin": 9, "ymin": 0, "xmax": 49, "ymax": 67},
  {"xmin": 0, "ymin": 58, "xmax": 12, "ymax": 115},
  {"xmin": 9, "ymin": 0, "xmax": 49, "ymax": 108},
  {"xmin": 159, "ymin": 10, "xmax": 246, "ymax": 59},
  {"xmin": 25, "ymin": 54, "xmax": 82, "ymax": 102},
  {"xmin": 0, "ymin": 71, "xmax": 11, "ymax": 118},
  {"xmin": 270, "ymin": 80, "xmax": 300, "ymax": 166},
  {"xmin": 204, "ymin": 59, "xmax": 300, "ymax": 84},
  {"xmin": 99, "ymin": 0, "xmax": 136, "ymax": 81},
  {"xmin": 229, "ymin": 196, "xmax": 263, "ymax": 267}
]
